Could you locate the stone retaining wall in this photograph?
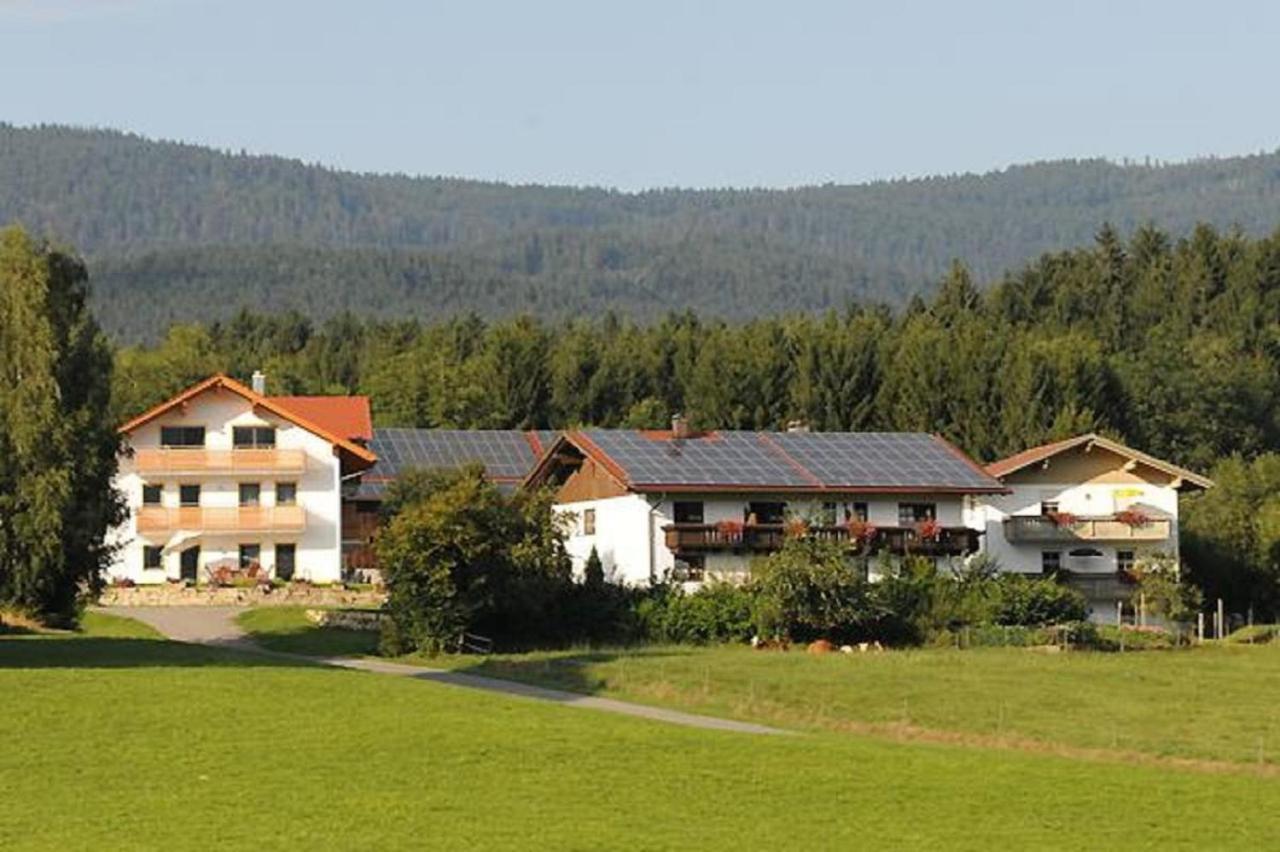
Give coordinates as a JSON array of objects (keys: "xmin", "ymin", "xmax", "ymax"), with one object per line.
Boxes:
[{"xmin": 98, "ymin": 584, "xmax": 386, "ymax": 608}]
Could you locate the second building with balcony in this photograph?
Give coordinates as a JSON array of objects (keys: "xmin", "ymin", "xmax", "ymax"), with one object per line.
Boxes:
[
  {"xmin": 525, "ymin": 423, "xmax": 1005, "ymax": 586},
  {"xmin": 108, "ymin": 373, "xmax": 376, "ymax": 585}
]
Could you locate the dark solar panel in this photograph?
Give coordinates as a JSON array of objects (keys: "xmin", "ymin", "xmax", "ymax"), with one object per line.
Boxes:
[
  {"xmin": 582, "ymin": 429, "xmax": 997, "ymax": 491},
  {"xmin": 367, "ymin": 429, "xmax": 550, "ymax": 483},
  {"xmin": 771, "ymin": 432, "xmax": 994, "ymax": 490},
  {"xmin": 583, "ymin": 430, "xmax": 808, "ymax": 487}
]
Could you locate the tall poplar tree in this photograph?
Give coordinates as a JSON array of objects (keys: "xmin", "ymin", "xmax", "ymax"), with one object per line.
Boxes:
[{"xmin": 0, "ymin": 227, "xmax": 123, "ymax": 625}]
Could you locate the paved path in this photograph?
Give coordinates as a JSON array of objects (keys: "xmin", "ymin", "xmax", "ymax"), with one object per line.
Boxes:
[
  {"xmin": 321, "ymin": 656, "xmax": 786, "ymax": 735},
  {"xmin": 96, "ymin": 606, "xmax": 788, "ymax": 736},
  {"xmin": 96, "ymin": 606, "xmax": 253, "ymax": 648}
]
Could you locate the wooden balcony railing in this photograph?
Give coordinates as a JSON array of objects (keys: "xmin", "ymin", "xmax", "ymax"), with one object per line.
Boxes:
[
  {"xmin": 136, "ymin": 505, "xmax": 306, "ymax": 535},
  {"xmin": 1003, "ymin": 516, "xmax": 1172, "ymax": 544},
  {"xmin": 132, "ymin": 448, "xmax": 306, "ymax": 476},
  {"xmin": 662, "ymin": 523, "xmax": 980, "ymax": 557}
]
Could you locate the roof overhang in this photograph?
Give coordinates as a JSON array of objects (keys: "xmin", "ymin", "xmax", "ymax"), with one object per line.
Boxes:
[
  {"xmin": 986, "ymin": 433, "xmax": 1213, "ymax": 492},
  {"xmin": 118, "ymin": 374, "xmax": 377, "ymax": 471}
]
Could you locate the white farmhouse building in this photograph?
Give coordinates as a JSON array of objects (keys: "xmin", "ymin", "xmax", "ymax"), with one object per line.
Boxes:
[
  {"xmin": 525, "ymin": 421, "xmax": 1006, "ymax": 585},
  {"xmin": 978, "ymin": 433, "xmax": 1213, "ymax": 619},
  {"xmin": 107, "ymin": 373, "xmax": 376, "ymax": 585},
  {"xmin": 526, "ymin": 422, "xmax": 1213, "ymax": 623}
]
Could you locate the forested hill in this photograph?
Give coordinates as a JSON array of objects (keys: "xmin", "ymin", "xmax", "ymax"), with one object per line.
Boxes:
[{"xmin": 5, "ymin": 124, "xmax": 1280, "ymax": 340}]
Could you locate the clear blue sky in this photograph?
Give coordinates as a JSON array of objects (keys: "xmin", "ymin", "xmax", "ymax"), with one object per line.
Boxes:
[{"xmin": 4, "ymin": 0, "xmax": 1279, "ymax": 189}]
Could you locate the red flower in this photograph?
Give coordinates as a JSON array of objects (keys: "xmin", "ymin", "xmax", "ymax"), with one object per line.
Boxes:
[
  {"xmin": 846, "ymin": 519, "xmax": 878, "ymax": 544},
  {"xmin": 915, "ymin": 519, "xmax": 942, "ymax": 540},
  {"xmin": 1047, "ymin": 511, "xmax": 1078, "ymax": 528},
  {"xmin": 1115, "ymin": 508, "xmax": 1151, "ymax": 528},
  {"xmin": 715, "ymin": 519, "xmax": 744, "ymax": 541}
]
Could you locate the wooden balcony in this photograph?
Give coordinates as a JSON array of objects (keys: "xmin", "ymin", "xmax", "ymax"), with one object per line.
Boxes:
[
  {"xmin": 663, "ymin": 523, "xmax": 980, "ymax": 558},
  {"xmin": 136, "ymin": 505, "xmax": 306, "ymax": 536},
  {"xmin": 132, "ymin": 448, "xmax": 306, "ymax": 476},
  {"xmin": 1003, "ymin": 516, "xmax": 1172, "ymax": 544}
]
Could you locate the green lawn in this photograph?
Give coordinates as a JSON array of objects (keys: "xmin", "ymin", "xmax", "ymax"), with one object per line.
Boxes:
[
  {"xmin": 236, "ymin": 606, "xmax": 379, "ymax": 657},
  {"xmin": 4, "ymin": 627, "xmax": 1279, "ymax": 849},
  {"xmin": 456, "ymin": 643, "xmax": 1280, "ymax": 767}
]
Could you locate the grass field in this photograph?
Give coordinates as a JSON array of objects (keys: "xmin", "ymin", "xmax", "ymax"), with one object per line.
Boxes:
[
  {"xmin": 5, "ymin": 617, "xmax": 1280, "ymax": 849},
  {"xmin": 235, "ymin": 606, "xmax": 378, "ymax": 657},
  {"xmin": 458, "ymin": 643, "xmax": 1280, "ymax": 768}
]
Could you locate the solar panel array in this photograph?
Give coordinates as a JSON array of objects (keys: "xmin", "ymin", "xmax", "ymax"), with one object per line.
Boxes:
[
  {"xmin": 584, "ymin": 431, "xmax": 801, "ymax": 487},
  {"xmin": 582, "ymin": 429, "xmax": 998, "ymax": 491},
  {"xmin": 772, "ymin": 432, "xmax": 995, "ymax": 490},
  {"xmin": 355, "ymin": 429, "xmax": 552, "ymax": 499}
]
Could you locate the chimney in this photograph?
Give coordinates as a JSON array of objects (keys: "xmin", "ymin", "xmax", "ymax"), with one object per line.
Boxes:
[
  {"xmin": 786, "ymin": 419, "xmax": 810, "ymax": 433},
  {"xmin": 671, "ymin": 413, "xmax": 691, "ymax": 439},
  {"xmin": 251, "ymin": 370, "xmax": 267, "ymax": 395}
]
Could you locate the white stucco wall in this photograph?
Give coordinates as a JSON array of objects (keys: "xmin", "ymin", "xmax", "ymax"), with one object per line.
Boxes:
[
  {"xmin": 558, "ymin": 492, "xmax": 968, "ymax": 587},
  {"xmin": 976, "ymin": 481, "xmax": 1181, "ymax": 575},
  {"xmin": 107, "ymin": 392, "xmax": 345, "ymax": 584}
]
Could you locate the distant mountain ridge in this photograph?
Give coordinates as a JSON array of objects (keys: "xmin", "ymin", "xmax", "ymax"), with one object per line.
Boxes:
[{"xmin": 3, "ymin": 123, "xmax": 1280, "ymax": 340}]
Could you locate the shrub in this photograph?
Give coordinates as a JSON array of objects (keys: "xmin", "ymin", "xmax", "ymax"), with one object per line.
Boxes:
[
  {"xmin": 1091, "ymin": 624, "xmax": 1178, "ymax": 651},
  {"xmin": 749, "ymin": 537, "xmax": 876, "ymax": 643},
  {"xmin": 641, "ymin": 582, "xmax": 755, "ymax": 644},
  {"xmin": 583, "ymin": 546, "xmax": 605, "ymax": 588},
  {"xmin": 1225, "ymin": 624, "xmax": 1280, "ymax": 644},
  {"xmin": 378, "ymin": 467, "xmax": 572, "ymax": 655},
  {"xmin": 990, "ymin": 574, "xmax": 1088, "ymax": 626},
  {"xmin": 1128, "ymin": 552, "xmax": 1201, "ymax": 625}
]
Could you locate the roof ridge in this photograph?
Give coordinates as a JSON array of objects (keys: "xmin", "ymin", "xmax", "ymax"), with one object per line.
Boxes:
[{"xmin": 756, "ymin": 432, "xmax": 825, "ymax": 488}]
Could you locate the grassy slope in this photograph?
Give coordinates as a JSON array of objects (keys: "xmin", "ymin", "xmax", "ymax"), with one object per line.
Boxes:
[
  {"xmin": 3, "ymin": 632, "xmax": 1279, "ymax": 849},
  {"xmin": 235, "ymin": 606, "xmax": 378, "ymax": 657},
  {"xmin": 459, "ymin": 644, "xmax": 1280, "ymax": 766}
]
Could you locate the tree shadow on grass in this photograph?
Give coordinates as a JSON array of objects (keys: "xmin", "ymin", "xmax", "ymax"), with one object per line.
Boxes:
[
  {"xmin": 0, "ymin": 637, "xmax": 316, "ymax": 670},
  {"xmin": 448, "ymin": 648, "xmax": 698, "ymax": 698}
]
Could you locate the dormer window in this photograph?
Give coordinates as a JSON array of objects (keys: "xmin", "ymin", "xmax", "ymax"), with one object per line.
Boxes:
[
  {"xmin": 160, "ymin": 426, "xmax": 205, "ymax": 448},
  {"xmin": 233, "ymin": 426, "xmax": 276, "ymax": 449}
]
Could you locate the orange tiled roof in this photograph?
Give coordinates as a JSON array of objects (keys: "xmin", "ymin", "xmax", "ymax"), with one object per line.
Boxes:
[
  {"xmin": 117, "ymin": 374, "xmax": 376, "ymax": 468},
  {"xmin": 270, "ymin": 396, "xmax": 373, "ymax": 443}
]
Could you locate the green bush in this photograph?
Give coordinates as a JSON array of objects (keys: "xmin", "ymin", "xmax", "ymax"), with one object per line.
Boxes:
[
  {"xmin": 1225, "ymin": 624, "xmax": 1280, "ymax": 644},
  {"xmin": 1090, "ymin": 625, "xmax": 1178, "ymax": 651},
  {"xmin": 990, "ymin": 574, "xmax": 1088, "ymax": 626},
  {"xmin": 639, "ymin": 582, "xmax": 755, "ymax": 644},
  {"xmin": 749, "ymin": 538, "xmax": 877, "ymax": 643}
]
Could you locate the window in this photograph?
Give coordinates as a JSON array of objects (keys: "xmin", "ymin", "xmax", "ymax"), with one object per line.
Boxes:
[
  {"xmin": 233, "ymin": 426, "xmax": 276, "ymax": 449},
  {"xmin": 582, "ymin": 508, "xmax": 596, "ymax": 535},
  {"xmin": 142, "ymin": 484, "xmax": 162, "ymax": 505},
  {"xmin": 238, "ymin": 483, "xmax": 261, "ymax": 507},
  {"xmin": 820, "ymin": 502, "xmax": 839, "ymax": 525},
  {"xmin": 276, "ymin": 544, "xmax": 296, "ymax": 581},
  {"xmin": 674, "ymin": 554, "xmax": 705, "ymax": 582},
  {"xmin": 898, "ymin": 503, "xmax": 936, "ymax": 526},
  {"xmin": 276, "ymin": 482, "xmax": 298, "ymax": 505},
  {"xmin": 179, "ymin": 484, "xmax": 201, "ymax": 506},
  {"xmin": 1117, "ymin": 551, "xmax": 1135, "ymax": 573},
  {"xmin": 143, "ymin": 546, "xmax": 163, "ymax": 570},
  {"xmin": 673, "ymin": 501, "xmax": 704, "ymax": 524},
  {"xmin": 1041, "ymin": 500, "xmax": 1060, "ymax": 516},
  {"xmin": 849, "ymin": 502, "xmax": 869, "ymax": 523},
  {"xmin": 1042, "ymin": 551, "xmax": 1062, "ymax": 573},
  {"xmin": 746, "ymin": 502, "xmax": 786, "ymax": 524},
  {"xmin": 239, "ymin": 543, "xmax": 261, "ymax": 569},
  {"xmin": 160, "ymin": 426, "xmax": 205, "ymax": 448}
]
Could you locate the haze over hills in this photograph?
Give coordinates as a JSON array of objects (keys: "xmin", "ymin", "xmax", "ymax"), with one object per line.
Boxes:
[{"xmin": 3, "ymin": 124, "xmax": 1280, "ymax": 341}]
